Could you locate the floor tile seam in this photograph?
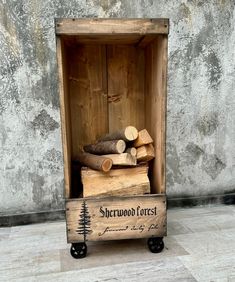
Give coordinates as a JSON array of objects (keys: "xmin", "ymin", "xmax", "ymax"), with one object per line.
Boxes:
[{"xmin": 177, "ymin": 255, "xmax": 201, "ymax": 282}]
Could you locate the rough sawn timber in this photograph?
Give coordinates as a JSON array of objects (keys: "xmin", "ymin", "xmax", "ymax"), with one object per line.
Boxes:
[
  {"xmin": 101, "ymin": 153, "xmax": 136, "ymax": 166},
  {"xmin": 81, "ymin": 165, "xmax": 150, "ymax": 197},
  {"xmin": 56, "ymin": 18, "xmax": 169, "ymax": 35}
]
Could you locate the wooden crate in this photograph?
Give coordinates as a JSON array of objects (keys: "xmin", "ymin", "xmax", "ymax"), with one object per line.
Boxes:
[{"xmin": 56, "ymin": 19, "xmax": 168, "ymax": 245}]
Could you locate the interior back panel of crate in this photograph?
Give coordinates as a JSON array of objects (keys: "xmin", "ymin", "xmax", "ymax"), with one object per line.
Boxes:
[
  {"xmin": 107, "ymin": 45, "xmax": 145, "ymax": 132},
  {"xmin": 67, "ymin": 44, "xmax": 146, "ymax": 160},
  {"xmin": 68, "ymin": 45, "xmax": 108, "ymax": 159}
]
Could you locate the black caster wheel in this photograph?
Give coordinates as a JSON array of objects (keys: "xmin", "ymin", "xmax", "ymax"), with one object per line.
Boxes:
[
  {"xmin": 147, "ymin": 237, "xmax": 164, "ymax": 253},
  {"xmin": 70, "ymin": 242, "xmax": 87, "ymax": 259}
]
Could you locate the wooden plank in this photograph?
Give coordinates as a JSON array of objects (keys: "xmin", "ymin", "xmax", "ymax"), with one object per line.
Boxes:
[
  {"xmin": 66, "ymin": 194, "xmax": 166, "ymax": 242},
  {"xmin": 68, "ymin": 45, "xmax": 108, "ymax": 158},
  {"xmin": 81, "ymin": 165, "xmax": 149, "ymax": 197},
  {"xmin": 56, "ymin": 18, "xmax": 169, "ymax": 35},
  {"xmin": 107, "ymin": 45, "xmax": 145, "ymax": 132},
  {"xmin": 137, "ymin": 35, "xmax": 157, "ymax": 48},
  {"xmin": 62, "ymin": 34, "xmax": 143, "ymax": 45},
  {"xmin": 101, "ymin": 153, "xmax": 137, "ymax": 166},
  {"xmin": 145, "ymin": 35, "xmax": 167, "ymax": 194},
  {"xmin": 136, "ymin": 144, "xmax": 155, "ymax": 162},
  {"xmin": 56, "ymin": 37, "xmax": 71, "ymax": 199}
]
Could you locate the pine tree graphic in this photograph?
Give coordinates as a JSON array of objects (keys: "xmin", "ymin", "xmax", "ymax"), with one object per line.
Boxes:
[{"xmin": 76, "ymin": 201, "xmax": 92, "ymax": 241}]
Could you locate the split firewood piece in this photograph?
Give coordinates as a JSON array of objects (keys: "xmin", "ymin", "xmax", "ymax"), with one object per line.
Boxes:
[
  {"xmin": 136, "ymin": 144, "xmax": 155, "ymax": 162},
  {"xmin": 81, "ymin": 164, "xmax": 150, "ymax": 197},
  {"xmin": 99, "ymin": 126, "xmax": 138, "ymax": 142},
  {"xmin": 125, "ymin": 147, "xmax": 137, "ymax": 157},
  {"xmin": 101, "ymin": 153, "xmax": 136, "ymax": 166},
  {"xmin": 76, "ymin": 152, "xmax": 112, "ymax": 172},
  {"xmin": 133, "ymin": 129, "xmax": 153, "ymax": 147},
  {"xmin": 84, "ymin": 140, "xmax": 126, "ymax": 155}
]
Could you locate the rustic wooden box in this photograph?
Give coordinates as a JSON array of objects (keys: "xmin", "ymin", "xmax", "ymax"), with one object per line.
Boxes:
[{"xmin": 56, "ymin": 18, "xmax": 168, "ymax": 254}]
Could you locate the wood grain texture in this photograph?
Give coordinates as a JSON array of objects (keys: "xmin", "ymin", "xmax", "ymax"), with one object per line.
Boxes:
[
  {"xmin": 107, "ymin": 45, "xmax": 145, "ymax": 132},
  {"xmin": 101, "ymin": 153, "xmax": 137, "ymax": 166},
  {"xmin": 68, "ymin": 45, "xmax": 108, "ymax": 158},
  {"xmin": 62, "ymin": 34, "xmax": 143, "ymax": 45},
  {"xmin": 137, "ymin": 144, "xmax": 155, "ymax": 162},
  {"xmin": 145, "ymin": 35, "xmax": 167, "ymax": 194},
  {"xmin": 56, "ymin": 37, "xmax": 71, "ymax": 198},
  {"xmin": 66, "ymin": 194, "xmax": 166, "ymax": 242},
  {"xmin": 137, "ymin": 35, "xmax": 157, "ymax": 47},
  {"xmin": 81, "ymin": 165, "xmax": 149, "ymax": 198},
  {"xmin": 56, "ymin": 18, "xmax": 169, "ymax": 35},
  {"xmin": 134, "ymin": 129, "xmax": 153, "ymax": 147}
]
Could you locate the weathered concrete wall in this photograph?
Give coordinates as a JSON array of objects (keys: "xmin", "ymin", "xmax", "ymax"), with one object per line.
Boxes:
[{"xmin": 0, "ymin": 0, "xmax": 234, "ymax": 215}]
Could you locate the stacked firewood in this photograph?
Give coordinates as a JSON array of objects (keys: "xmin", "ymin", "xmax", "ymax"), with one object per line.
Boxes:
[{"xmin": 76, "ymin": 126, "xmax": 155, "ymax": 197}]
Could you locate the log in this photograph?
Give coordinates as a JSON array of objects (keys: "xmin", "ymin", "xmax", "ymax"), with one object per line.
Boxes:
[
  {"xmin": 99, "ymin": 126, "xmax": 138, "ymax": 142},
  {"xmin": 76, "ymin": 152, "xmax": 112, "ymax": 172},
  {"xmin": 81, "ymin": 165, "xmax": 150, "ymax": 197},
  {"xmin": 133, "ymin": 129, "xmax": 153, "ymax": 147},
  {"xmin": 101, "ymin": 153, "xmax": 136, "ymax": 166},
  {"xmin": 84, "ymin": 140, "xmax": 126, "ymax": 155},
  {"xmin": 125, "ymin": 147, "xmax": 137, "ymax": 157},
  {"xmin": 137, "ymin": 144, "xmax": 155, "ymax": 162}
]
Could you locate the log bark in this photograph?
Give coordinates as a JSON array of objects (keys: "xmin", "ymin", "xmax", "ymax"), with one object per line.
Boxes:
[
  {"xmin": 99, "ymin": 126, "xmax": 138, "ymax": 142},
  {"xmin": 137, "ymin": 144, "xmax": 155, "ymax": 162},
  {"xmin": 133, "ymin": 129, "xmax": 153, "ymax": 147},
  {"xmin": 81, "ymin": 165, "xmax": 150, "ymax": 197},
  {"xmin": 76, "ymin": 152, "xmax": 112, "ymax": 172},
  {"xmin": 101, "ymin": 153, "xmax": 136, "ymax": 166},
  {"xmin": 84, "ymin": 140, "xmax": 126, "ymax": 155}
]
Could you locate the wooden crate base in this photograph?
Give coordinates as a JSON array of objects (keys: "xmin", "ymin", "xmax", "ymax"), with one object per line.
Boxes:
[{"xmin": 66, "ymin": 194, "xmax": 166, "ymax": 243}]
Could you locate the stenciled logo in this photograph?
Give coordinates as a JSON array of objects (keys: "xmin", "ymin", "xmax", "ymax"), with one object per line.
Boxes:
[{"xmin": 76, "ymin": 201, "xmax": 92, "ymax": 241}]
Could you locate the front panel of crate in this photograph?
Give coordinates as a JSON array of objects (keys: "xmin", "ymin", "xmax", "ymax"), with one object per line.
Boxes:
[{"xmin": 66, "ymin": 194, "xmax": 166, "ymax": 243}]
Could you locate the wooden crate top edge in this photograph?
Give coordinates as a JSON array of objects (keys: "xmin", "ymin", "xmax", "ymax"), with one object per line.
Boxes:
[
  {"xmin": 65, "ymin": 194, "xmax": 166, "ymax": 204},
  {"xmin": 55, "ymin": 18, "xmax": 169, "ymax": 35}
]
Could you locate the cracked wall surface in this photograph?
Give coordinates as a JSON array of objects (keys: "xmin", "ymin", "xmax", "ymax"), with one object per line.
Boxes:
[{"xmin": 0, "ymin": 0, "xmax": 235, "ymax": 215}]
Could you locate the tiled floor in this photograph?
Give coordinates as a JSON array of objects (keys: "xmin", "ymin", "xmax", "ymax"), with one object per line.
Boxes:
[{"xmin": 1, "ymin": 205, "xmax": 235, "ymax": 282}]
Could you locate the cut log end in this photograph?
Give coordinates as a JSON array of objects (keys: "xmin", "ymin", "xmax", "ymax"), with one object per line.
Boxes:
[
  {"xmin": 116, "ymin": 140, "xmax": 126, "ymax": 153},
  {"xmin": 102, "ymin": 159, "xmax": 113, "ymax": 172},
  {"xmin": 76, "ymin": 152, "xmax": 113, "ymax": 172},
  {"xmin": 124, "ymin": 126, "xmax": 138, "ymax": 141},
  {"xmin": 125, "ymin": 147, "xmax": 137, "ymax": 157}
]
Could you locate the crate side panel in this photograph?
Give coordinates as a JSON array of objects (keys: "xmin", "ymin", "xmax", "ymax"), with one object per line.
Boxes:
[
  {"xmin": 66, "ymin": 195, "xmax": 166, "ymax": 242},
  {"xmin": 145, "ymin": 35, "xmax": 168, "ymax": 194},
  {"xmin": 56, "ymin": 37, "xmax": 72, "ymax": 198}
]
